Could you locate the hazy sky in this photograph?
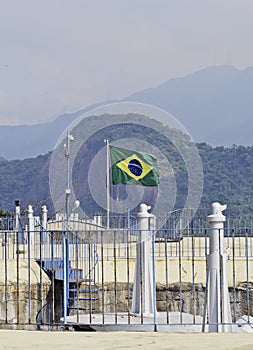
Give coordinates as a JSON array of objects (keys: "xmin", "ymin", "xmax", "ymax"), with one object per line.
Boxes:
[{"xmin": 1, "ymin": 0, "xmax": 253, "ymax": 125}]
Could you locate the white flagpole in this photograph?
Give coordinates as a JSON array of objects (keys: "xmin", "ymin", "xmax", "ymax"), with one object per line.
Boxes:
[{"xmin": 104, "ymin": 139, "xmax": 110, "ymax": 228}]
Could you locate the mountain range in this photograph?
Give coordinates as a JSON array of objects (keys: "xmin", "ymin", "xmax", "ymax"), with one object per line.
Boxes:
[{"xmin": 1, "ymin": 65, "xmax": 253, "ymax": 160}]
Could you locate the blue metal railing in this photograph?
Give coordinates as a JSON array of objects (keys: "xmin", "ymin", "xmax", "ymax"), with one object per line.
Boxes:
[{"xmin": 1, "ymin": 211, "xmax": 253, "ymax": 330}]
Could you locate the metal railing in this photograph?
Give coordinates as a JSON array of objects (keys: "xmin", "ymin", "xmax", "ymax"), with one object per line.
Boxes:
[{"xmin": 0, "ymin": 214, "xmax": 253, "ymax": 331}]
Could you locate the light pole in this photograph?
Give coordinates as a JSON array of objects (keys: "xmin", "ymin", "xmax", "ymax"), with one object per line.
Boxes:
[
  {"xmin": 63, "ymin": 131, "xmax": 74, "ymax": 325},
  {"xmin": 64, "ymin": 131, "xmax": 74, "ymax": 224},
  {"xmin": 104, "ymin": 139, "xmax": 110, "ymax": 229}
]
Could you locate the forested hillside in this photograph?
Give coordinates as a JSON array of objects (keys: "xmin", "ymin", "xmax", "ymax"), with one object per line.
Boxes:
[
  {"xmin": 198, "ymin": 143, "xmax": 253, "ymax": 216},
  {"xmin": 0, "ymin": 114, "xmax": 253, "ymax": 218}
]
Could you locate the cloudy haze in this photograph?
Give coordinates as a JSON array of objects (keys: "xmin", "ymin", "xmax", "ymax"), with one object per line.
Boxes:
[{"xmin": 1, "ymin": 0, "xmax": 253, "ymax": 125}]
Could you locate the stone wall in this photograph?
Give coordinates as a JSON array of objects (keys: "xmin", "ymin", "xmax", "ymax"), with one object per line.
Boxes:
[
  {"xmin": 93, "ymin": 282, "xmax": 253, "ymax": 321},
  {"xmin": 0, "ymin": 282, "xmax": 51, "ymax": 326},
  {"xmin": 0, "ymin": 260, "xmax": 51, "ymax": 328},
  {"xmin": 1, "ymin": 280, "xmax": 253, "ymax": 329}
]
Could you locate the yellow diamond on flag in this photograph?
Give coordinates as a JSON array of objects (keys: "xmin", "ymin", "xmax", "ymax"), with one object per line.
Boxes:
[{"xmin": 116, "ymin": 154, "xmax": 153, "ymax": 181}]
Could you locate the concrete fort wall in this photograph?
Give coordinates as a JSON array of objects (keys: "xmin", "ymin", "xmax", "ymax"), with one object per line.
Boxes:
[{"xmin": 0, "ymin": 260, "xmax": 51, "ymax": 328}]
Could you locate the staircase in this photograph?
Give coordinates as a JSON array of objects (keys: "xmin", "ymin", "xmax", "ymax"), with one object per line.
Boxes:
[
  {"xmin": 37, "ymin": 252, "xmax": 99, "ymax": 318},
  {"xmin": 68, "ymin": 283, "xmax": 99, "ymax": 313}
]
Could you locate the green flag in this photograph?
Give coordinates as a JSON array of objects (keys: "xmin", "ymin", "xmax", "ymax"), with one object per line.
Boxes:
[{"xmin": 110, "ymin": 146, "xmax": 159, "ymax": 186}]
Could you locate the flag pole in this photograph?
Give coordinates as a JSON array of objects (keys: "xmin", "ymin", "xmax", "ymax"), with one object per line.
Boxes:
[{"xmin": 104, "ymin": 139, "xmax": 110, "ymax": 228}]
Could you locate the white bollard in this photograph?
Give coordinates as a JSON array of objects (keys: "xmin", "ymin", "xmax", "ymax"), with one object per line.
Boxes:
[
  {"xmin": 15, "ymin": 200, "xmax": 25, "ymax": 244},
  {"xmin": 41, "ymin": 205, "xmax": 48, "ymax": 230},
  {"xmin": 131, "ymin": 203, "xmax": 156, "ymax": 316},
  {"xmin": 97, "ymin": 215, "xmax": 102, "ymax": 227},
  {"xmin": 15, "ymin": 200, "xmax": 20, "ymax": 231},
  {"xmin": 28, "ymin": 205, "xmax": 35, "ymax": 244},
  {"xmin": 204, "ymin": 202, "xmax": 232, "ymax": 332}
]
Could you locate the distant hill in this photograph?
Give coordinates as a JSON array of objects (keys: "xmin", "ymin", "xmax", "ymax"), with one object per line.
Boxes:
[
  {"xmin": 1, "ymin": 113, "xmax": 253, "ymax": 218},
  {"xmin": 1, "ymin": 65, "xmax": 253, "ymax": 160},
  {"xmin": 0, "ymin": 156, "xmax": 7, "ymax": 164},
  {"xmin": 126, "ymin": 65, "xmax": 253, "ymax": 145},
  {"xmin": 0, "ymin": 102, "xmax": 105, "ymax": 160},
  {"xmin": 0, "ymin": 114, "xmax": 192, "ymax": 214}
]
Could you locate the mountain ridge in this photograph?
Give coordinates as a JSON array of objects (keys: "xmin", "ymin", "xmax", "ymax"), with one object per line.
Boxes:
[{"xmin": 1, "ymin": 65, "xmax": 253, "ymax": 159}]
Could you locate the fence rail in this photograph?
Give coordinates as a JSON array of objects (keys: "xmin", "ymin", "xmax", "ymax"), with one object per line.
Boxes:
[{"xmin": 0, "ymin": 221, "xmax": 253, "ymax": 331}]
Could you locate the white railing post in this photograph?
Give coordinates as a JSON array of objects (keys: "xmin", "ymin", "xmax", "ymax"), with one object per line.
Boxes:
[
  {"xmin": 131, "ymin": 203, "xmax": 156, "ymax": 316},
  {"xmin": 204, "ymin": 202, "xmax": 232, "ymax": 332}
]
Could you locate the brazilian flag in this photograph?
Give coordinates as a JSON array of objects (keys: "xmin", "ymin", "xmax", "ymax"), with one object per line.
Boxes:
[{"xmin": 110, "ymin": 146, "xmax": 159, "ymax": 186}]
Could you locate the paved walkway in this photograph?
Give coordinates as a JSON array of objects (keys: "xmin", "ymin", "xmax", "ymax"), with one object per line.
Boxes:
[{"xmin": 1, "ymin": 331, "xmax": 253, "ymax": 350}]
